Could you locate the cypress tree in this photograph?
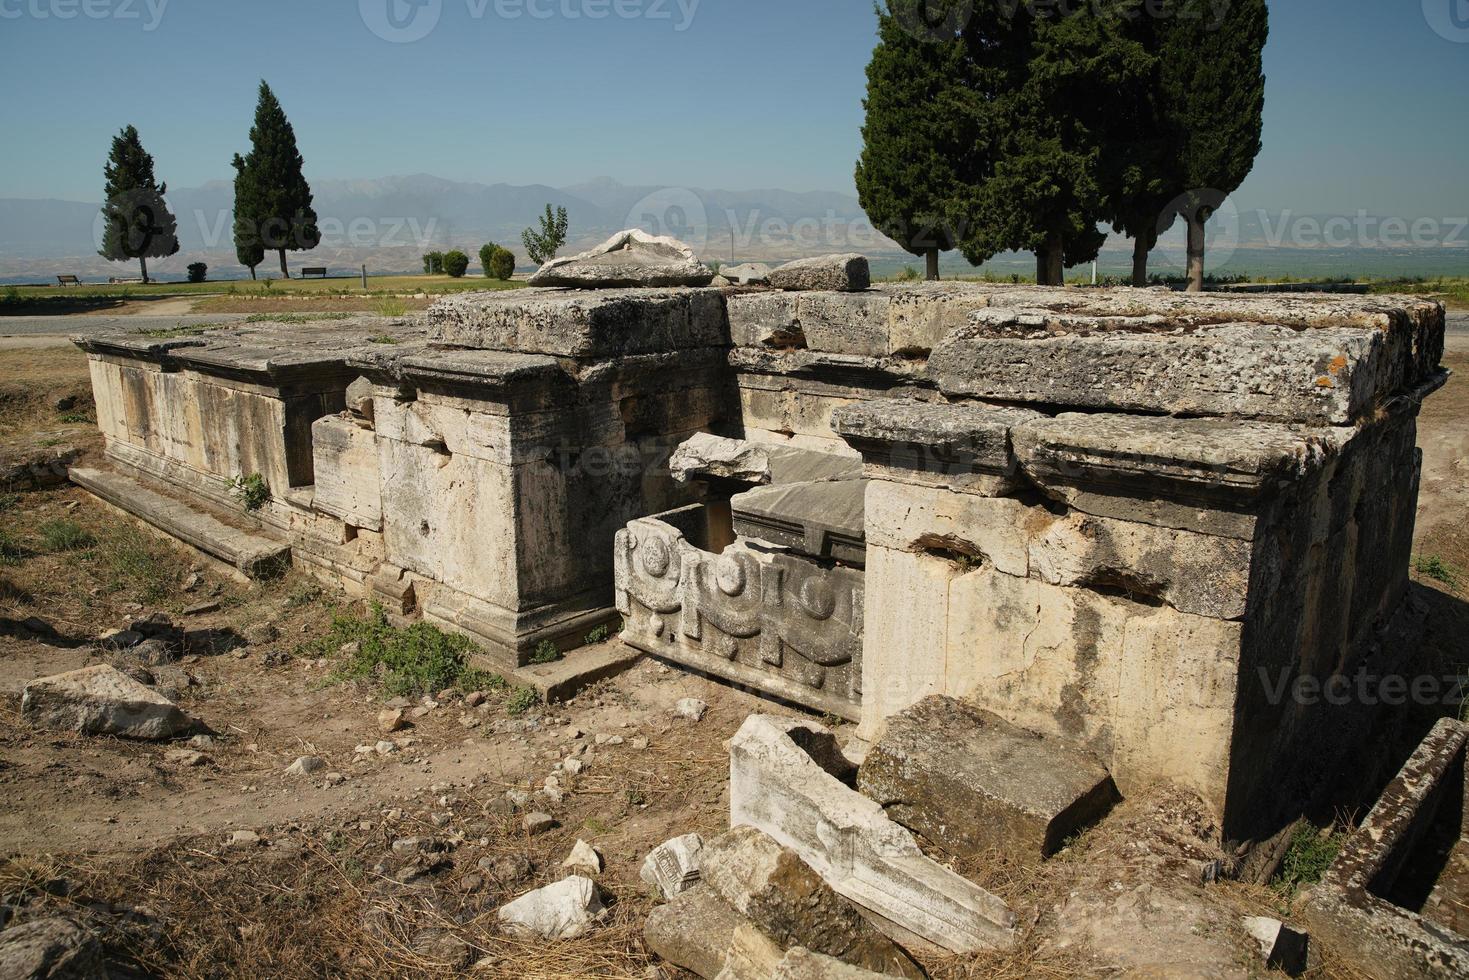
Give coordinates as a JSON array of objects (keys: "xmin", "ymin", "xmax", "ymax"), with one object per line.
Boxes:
[
  {"xmin": 856, "ymin": 0, "xmax": 982, "ymax": 281},
  {"xmin": 1155, "ymin": 0, "xmax": 1268, "ymax": 291},
  {"xmin": 234, "ymin": 81, "xmax": 320, "ymax": 279},
  {"xmin": 231, "ymin": 152, "xmax": 265, "ymax": 280},
  {"xmin": 97, "ymin": 126, "xmax": 179, "ymax": 284}
]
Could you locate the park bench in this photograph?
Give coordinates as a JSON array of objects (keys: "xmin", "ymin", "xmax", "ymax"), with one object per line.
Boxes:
[
  {"xmin": 301, "ymin": 267, "xmax": 328, "ymax": 278},
  {"xmin": 56, "ymin": 274, "xmax": 81, "ymax": 287}
]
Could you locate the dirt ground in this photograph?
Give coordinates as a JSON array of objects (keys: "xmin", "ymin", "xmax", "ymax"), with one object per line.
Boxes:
[{"xmin": 1, "ymin": 344, "xmax": 1465, "ymax": 979}]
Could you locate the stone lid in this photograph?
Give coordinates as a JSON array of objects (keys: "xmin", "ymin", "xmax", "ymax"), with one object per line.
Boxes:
[
  {"xmin": 352, "ymin": 347, "xmax": 563, "ymax": 389},
  {"xmin": 670, "ymin": 433, "xmax": 863, "ymax": 487},
  {"xmin": 732, "ymin": 479, "xmax": 867, "ymax": 566},
  {"xmin": 527, "ymin": 229, "xmax": 714, "ymax": 289},
  {"xmin": 833, "ymin": 400, "xmax": 1042, "ymax": 480}
]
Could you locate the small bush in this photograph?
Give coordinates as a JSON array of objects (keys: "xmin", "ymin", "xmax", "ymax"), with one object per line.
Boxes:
[
  {"xmin": 39, "ymin": 519, "xmax": 94, "ymax": 552},
  {"xmin": 422, "ymin": 252, "xmax": 445, "ymax": 275},
  {"xmin": 59, "ymin": 413, "xmax": 92, "ymax": 425},
  {"xmin": 895, "ymin": 265, "xmax": 921, "ymax": 282},
  {"xmin": 505, "ymin": 686, "xmax": 541, "ymax": 716},
  {"xmin": 329, "ymin": 604, "xmax": 487, "ymax": 697},
  {"xmin": 187, "ymin": 262, "xmax": 208, "ymax": 284},
  {"xmin": 3, "ymin": 286, "xmax": 21, "ymax": 305},
  {"xmin": 373, "ymin": 297, "xmax": 407, "ymax": 318},
  {"xmin": 368, "ymin": 334, "xmax": 399, "ymax": 345},
  {"xmin": 231, "ymin": 473, "xmax": 270, "ymax": 512},
  {"xmin": 442, "ymin": 250, "xmax": 470, "ymax": 279},
  {"xmin": 1274, "ymin": 823, "xmax": 1344, "ymax": 897},
  {"xmin": 584, "ymin": 624, "xmax": 610, "ymax": 646},
  {"xmin": 529, "ymin": 640, "xmax": 562, "ymax": 665},
  {"xmin": 479, "ymin": 243, "xmax": 500, "ymax": 278},
  {"xmin": 1415, "ymin": 554, "xmax": 1460, "ymax": 591},
  {"xmin": 458, "ymin": 668, "xmax": 508, "ymax": 693},
  {"xmin": 490, "ymin": 246, "xmax": 516, "ymax": 281}
]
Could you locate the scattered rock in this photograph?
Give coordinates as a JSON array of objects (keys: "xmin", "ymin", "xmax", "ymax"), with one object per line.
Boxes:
[
  {"xmin": 1242, "ymin": 917, "xmax": 1309, "ymax": 977},
  {"xmin": 324, "ymin": 772, "xmax": 346, "ymax": 787},
  {"xmin": 528, "ymin": 229, "xmax": 713, "ymax": 289},
  {"xmin": 261, "ymin": 650, "xmax": 292, "ymax": 669},
  {"xmin": 187, "ymin": 734, "xmax": 215, "ymax": 750},
  {"xmin": 701, "ymin": 826, "xmax": 924, "ymax": 978},
  {"xmin": 670, "ymin": 433, "xmax": 774, "ymax": 486},
  {"xmin": 675, "ymin": 698, "xmax": 709, "ymax": 722},
  {"xmin": 182, "ymin": 601, "xmax": 220, "ymax": 617},
  {"xmin": 165, "ymin": 749, "xmax": 207, "ymax": 767},
  {"xmin": 182, "ymin": 572, "xmax": 202, "ymax": 592},
  {"xmin": 496, "ymin": 876, "xmax": 605, "ymax": 940},
  {"xmin": 0, "ymin": 916, "xmax": 106, "ymax": 980},
  {"xmin": 464, "ymin": 691, "xmax": 486, "ymax": 708},
  {"xmin": 241, "ymin": 622, "xmax": 279, "ymax": 647},
  {"xmin": 229, "ymin": 830, "xmax": 263, "ymax": 849},
  {"xmin": 522, "ymin": 812, "xmax": 556, "ymax": 836},
  {"xmin": 53, "ymin": 395, "xmax": 79, "ymax": 412},
  {"xmin": 479, "ymin": 853, "xmax": 533, "ymax": 886},
  {"xmin": 631, "ymin": 737, "xmax": 650, "ymax": 751},
  {"xmin": 561, "ymin": 839, "xmax": 603, "ymax": 875},
  {"xmin": 21, "ymin": 665, "xmax": 196, "ymax": 741},
  {"xmin": 378, "ymin": 708, "xmax": 406, "ymax": 734},
  {"xmin": 375, "ymin": 741, "xmax": 398, "ymax": 755},
  {"xmin": 562, "ymin": 757, "xmax": 585, "ymax": 776},
  {"xmin": 640, "ymin": 833, "xmax": 705, "ymax": 900},
  {"xmin": 768, "ymin": 254, "xmax": 870, "ymax": 293},
  {"xmin": 723, "ymin": 262, "xmax": 772, "ymax": 286},
  {"xmin": 644, "ymin": 885, "xmax": 745, "ymax": 980},
  {"xmin": 285, "ymin": 756, "xmax": 325, "ymax": 777}
]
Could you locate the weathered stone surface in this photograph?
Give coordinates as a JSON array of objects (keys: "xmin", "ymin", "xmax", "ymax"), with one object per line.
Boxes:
[
  {"xmin": 426, "ymin": 288, "xmax": 728, "ymax": 359},
  {"xmin": 496, "ymin": 876, "xmax": 604, "ymax": 939},
  {"xmin": 641, "ymin": 833, "xmax": 705, "ymax": 900},
  {"xmin": 644, "ymin": 884, "xmax": 744, "ymax": 979},
  {"xmin": 728, "ymin": 714, "xmax": 1017, "ymax": 953},
  {"xmin": 700, "ymin": 826, "xmax": 925, "ymax": 978},
  {"xmin": 731, "ymin": 479, "xmax": 867, "ymax": 566},
  {"xmin": 773, "ymin": 947, "xmax": 893, "ymax": 980},
  {"xmin": 671, "ymin": 434, "xmax": 773, "ymax": 485},
  {"xmin": 0, "ymin": 445, "xmax": 81, "ymax": 492},
  {"xmin": 834, "ymin": 399, "xmax": 1040, "ymax": 495},
  {"xmin": 21, "ymin": 665, "xmax": 195, "ymax": 741},
  {"xmin": 528, "ymin": 230, "xmax": 714, "ymax": 288},
  {"xmin": 723, "ymin": 263, "xmax": 772, "ymax": 286},
  {"xmin": 1242, "ymin": 917, "xmax": 1309, "ymax": 976},
  {"xmin": 311, "ymin": 413, "xmax": 383, "ymax": 531},
  {"xmin": 857, "ymin": 696, "xmax": 1119, "ymax": 863},
  {"xmin": 768, "ymin": 255, "xmax": 871, "ymax": 293},
  {"xmin": 0, "ymin": 917, "xmax": 106, "ymax": 980},
  {"xmin": 561, "ymin": 839, "xmax": 602, "ymax": 875}
]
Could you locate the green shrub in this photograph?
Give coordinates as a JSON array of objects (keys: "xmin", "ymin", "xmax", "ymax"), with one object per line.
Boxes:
[
  {"xmin": 1274, "ymin": 823, "xmax": 1344, "ymax": 897},
  {"xmin": 39, "ymin": 519, "xmax": 94, "ymax": 552},
  {"xmin": 1415, "ymin": 554, "xmax": 1460, "ymax": 591},
  {"xmin": 529, "ymin": 639, "xmax": 562, "ymax": 665},
  {"xmin": 423, "ymin": 252, "xmax": 445, "ymax": 275},
  {"xmin": 479, "ymin": 243, "xmax": 500, "ymax": 278},
  {"xmin": 187, "ymin": 262, "xmax": 208, "ymax": 283},
  {"xmin": 329, "ymin": 604, "xmax": 487, "ymax": 697},
  {"xmin": 458, "ymin": 668, "xmax": 508, "ymax": 693},
  {"xmin": 231, "ymin": 473, "xmax": 270, "ymax": 512},
  {"xmin": 2, "ymin": 286, "xmax": 21, "ymax": 305},
  {"xmin": 584, "ymin": 624, "xmax": 610, "ymax": 646},
  {"xmin": 505, "ymin": 686, "xmax": 541, "ymax": 716},
  {"xmin": 490, "ymin": 246, "xmax": 516, "ymax": 281},
  {"xmin": 442, "ymin": 250, "xmax": 470, "ymax": 279},
  {"xmin": 59, "ymin": 413, "xmax": 92, "ymax": 424}
]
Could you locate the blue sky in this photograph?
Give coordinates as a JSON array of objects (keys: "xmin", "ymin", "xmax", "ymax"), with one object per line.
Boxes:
[{"xmin": 0, "ymin": 0, "xmax": 1465, "ymax": 218}]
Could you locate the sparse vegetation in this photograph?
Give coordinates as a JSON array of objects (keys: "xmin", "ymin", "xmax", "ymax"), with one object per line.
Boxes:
[
  {"xmin": 1415, "ymin": 553, "xmax": 1461, "ymax": 590},
  {"xmin": 372, "ymin": 297, "xmax": 407, "ymax": 318},
  {"xmin": 584, "ymin": 624, "xmax": 610, "ymax": 646},
  {"xmin": 457, "ymin": 667, "xmax": 508, "ymax": 694},
  {"xmin": 505, "ymin": 686, "xmax": 541, "ymax": 716},
  {"xmin": 231, "ymin": 473, "xmax": 270, "ymax": 512},
  {"xmin": 0, "ymin": 529, "xmax": 25, "ymax": 565},
  {"xmin": 39, "ymin": 519, "xmax": 95, "ymax": 552},
  {"xmin": 98, "ymin": 524, "xmax": 178, "ymax": 602},
  {"xmin": 529, "ymin": 639, "xmax": 562, "ymax": 665},
  {"xmin": 58, "ymin": 413, "xmax": 92, "ymax": 425},
  {"xmin": 367, "ymin": 334, "xmax": 399, "ymax": 345},
  {"xmin": 133, "ymin": 322, "xmax": 227, "ymax": 339},
  {"xmin": 244, "ymin": 312, "xmax": 352, "ymax": 324},
  {"xmin": 1273, "ymin": 823, "xmax": 1345, "ymax": 897},
  {"xmin": 328, "ymin": 603, "xmax": 488, "ymax": 697}
]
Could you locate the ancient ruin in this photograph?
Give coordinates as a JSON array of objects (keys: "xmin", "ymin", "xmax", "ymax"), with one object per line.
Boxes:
[{"xmin": 67, "ymin": 246, "xmax": 1454, "ymax": 975}]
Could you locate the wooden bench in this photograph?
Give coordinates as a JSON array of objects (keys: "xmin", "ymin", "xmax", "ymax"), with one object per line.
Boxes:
[
  {"xmin": 301, "ymin": 267, "xmax": 328, "ymax": 279},
  {"xmin": 56, "ymin": 275, "xmax": 81, "ymax": 287}
]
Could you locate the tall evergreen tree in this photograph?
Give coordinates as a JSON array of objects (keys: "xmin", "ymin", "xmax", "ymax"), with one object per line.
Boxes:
[
  {"xmin": 97, "ymin": 126, "xmax": 178, "ymax": 284},
  {"xmin": 231, "ymin": 152, "xmax": 265, "ymax": 280},
  {"xmin": 1155, "ymin": 0, "xmax": 1268, "ymax": 291},
  {"xmin": 856, "ymin": 0, "xmax": 982, "ymax": 281},
  {"xmin": 234, "ymin": 81, "xmax": 320, "ymax": 279}
]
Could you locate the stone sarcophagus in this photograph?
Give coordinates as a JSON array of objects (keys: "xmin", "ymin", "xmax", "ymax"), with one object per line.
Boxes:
[{"xmin": 616, "ymin": 515, "xmax": 864, "ymax": 720}]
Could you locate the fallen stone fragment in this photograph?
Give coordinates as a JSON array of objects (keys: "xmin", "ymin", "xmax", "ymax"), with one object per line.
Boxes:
[
  {"xmin": 378, "ymin": 708, "xmax": 406, "ymax": 733},
  {"xmin": 701, "ymin": 826, "xmax": 924, "ymax": 979},
  {"xmin": 496, "ymin": 876, "xmax": 604, "ymax": 940},
  {"xmin": 165, "ymin": 748, "xmax": 207, "ymax": 767},
  {"xmin": 676, "ymin": 698, "xmax": 709, "ymax": 722},
  {"xmin": 644, "ymin": 884, "xmax": 745, "ymax": 980},
  {"xmin": 768, "ymin": 254, "xmax": 870, "ymax": 293},
  {"xmin": 285, "ymin": 756, "xmax": 325, "ymax": 777},
  {"xmin": 857, "ymin": 696, "xmax": 1118, "ymax": 864},
  {"xmin": 479, "ymin": 853, "xmax": 533, "ymax": 885},
  {"xmin": 229, "ymin": 830, "xmax": 262, "ymax": 849},
  {"xmin": 774, "ymin": 946, "xmax": 893, "ymax": 980},
  {"xmin": 21, "ymin": 665, "xmax": 196, "ymax": 741},
  {"xmin": 1242, "ymin": 917, "xmax": 1308, "ymax": 976},
  {"xmin": 723, "ymin": 262, "xmax": 772, "ymax": 286},
  {"xmin": 730, "ymin": 714, "xmax": 1016, "ymax": 953},
  {"xmin": 529, "ymin": 229, "xmax": 713, "ymax": 288},
  {"xmin": 0, "ymin": 916, "xmax": 106, "ymax": 980},
  {"xmin": 670, "ymin": 434, "xmax": 773, "ymax": 485},
  {"xmin": 522, "ymin": 812, "xmax": 556, "ymax": 836},
  {"xmin": 561, "ymin": 839, "xmax": 603, "ymax": 875},
  {"xmin": 640, "ymin": 833, "xmax": 705, "ymax": 900}
]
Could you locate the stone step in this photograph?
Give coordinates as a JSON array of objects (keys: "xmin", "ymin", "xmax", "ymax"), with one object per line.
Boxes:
[
  {"xmin": 69, "ymin": 466, "xmax": 290, "ymax": 578},
  {"xmin": 858, "ymin": 696, "xmax": 1119, "ymax": 865}
]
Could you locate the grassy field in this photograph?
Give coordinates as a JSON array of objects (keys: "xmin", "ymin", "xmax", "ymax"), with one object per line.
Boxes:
[{"xmin": 0, "ymin": 274, "xmax": 524, "ymax": 316}]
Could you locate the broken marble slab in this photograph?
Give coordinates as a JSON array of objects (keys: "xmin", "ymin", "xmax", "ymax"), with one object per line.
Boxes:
[
  {"xmin": 728, "ymin": 714, "xmax": 1017, "ymax": 953},
  {"xmin": 723, "ymin": 263, "xmax": 773, "ymax": 286},
  {"xmin": 731, "ymin": 479, "xmax": 867, "ymax": 567},
  {"xmin": 528, "ymin": 229, "xmax": 714, "ymax": 288},
  {"xmin": 768, "ymin": 254, "xmax": 871, "ymax": 293},
  {"xmin": 641, "ymin": 833, "xmax": 705, "ymax": 900},
  {"xmin": 645, "ymin": 884, "xmax": 745, "ymax": 979},
  {"xmin": 857, "ymin": 696, "xmax": 1119, "ymax": 864},
  {"xmin": 670, "ymin": 434, "xmax": 864, "ymax": 488}
]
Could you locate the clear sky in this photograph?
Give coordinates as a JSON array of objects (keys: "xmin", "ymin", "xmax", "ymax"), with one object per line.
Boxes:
[{"xmin": 0, "ymin": 0, "xmax": 1465, "ymax": 219}]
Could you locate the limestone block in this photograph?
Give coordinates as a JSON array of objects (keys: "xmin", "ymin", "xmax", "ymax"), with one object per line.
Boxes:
[
  {"xmin": 700, "ymin": 826, "xmax": 924, "ymax": 978},
  {"xmin": 724, "ymin": 263, "xmax": 772, "ymax": 285},
  {"xmin": 311, "ymin": 414, "xmax": 383, "ymax": 531},
  {"xmin": 768, "ymin": 255, "xmax": 871, "ymax": 293},
  {"xmin": 883, "ymin": 282, "xmax": 994, "ymax": 355},
  {"xmin": 528, "ymin": 229, "xmax": 713, "ymax": 288},
  {"xmin": 728, "ymin": 714, "xmax": 1017, "ymax": 953},
  {"xmin": 640, "ymin": 833, "xmax": 705, "ymax": 900},
  {"xmin": 794, "ymin": 293, "xmax": 891, "ymax": 357},
  {"xmin": 858, "ymin": 697, "xmax": 1119, "ymax": 863},
  {"xmin": 731, "ymin": 479, "xmax": 868, "ymax": 566},
  {"xmin": 671, "ymin": 434, "xmax": 773, "ymax": 485},
  {"xmin": 857, "ymin": 546, "xmax": 955, "ymax": 743},
  {"xmin": 22, "ymin": 665, "xmax": 196, "ymax": 741},
  {"xmin": 645, "ymin": 885, "xmax": 745, "ymax": 979},
  {"xmin": 727, "ymin": 293, "xmax": 804, "ymax": 349},
  {"xmin": 863, "ymin": 481, "xmax": 1032, "ymax": 577},
  {"xmin": 496, "ymin": 876, "xmax": 604, "ymax": 939}
]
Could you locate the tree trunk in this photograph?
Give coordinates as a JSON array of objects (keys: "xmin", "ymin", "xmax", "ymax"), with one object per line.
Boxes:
[
  {"xmin": 1132, "ymin": 236, "xmax": 1149, "ymax": 287},
  {"xmin": 1035, "ymin": 250, "xmax": 1048, "ymax": 285},
  {"xmin": 278, "ymin": 249, "xmax": 291, "ymax": 279},
  {"xmin": 925, "ymin": 248, "xmax": 940, "ymax": 282},
  {"xmin": 1046, "ymin": 240, "xmax": 1064, "ymax": 287},
  {"xmin": 248, "ymin": 265, "xmax": 257, "ymax": 281},
  {"xmin": 139, "ymin": 256, "xmax": 149, "ymax": 284},
  {"xmin": 1186, "ymin": 214, "xmax": 1206, "ymax": 293}
]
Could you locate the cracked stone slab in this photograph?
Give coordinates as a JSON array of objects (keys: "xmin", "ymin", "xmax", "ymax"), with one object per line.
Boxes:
[
  {"xmin": 528, "ymin": 229, "xmax": 714, "ymax": 288},
  {"xmin": 768, "ymin": 254, "xmax": 871, "ymax": 293},
  {"xmin": 731, "ymin": 479, "xmax": 867, "ymax": 566}
]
